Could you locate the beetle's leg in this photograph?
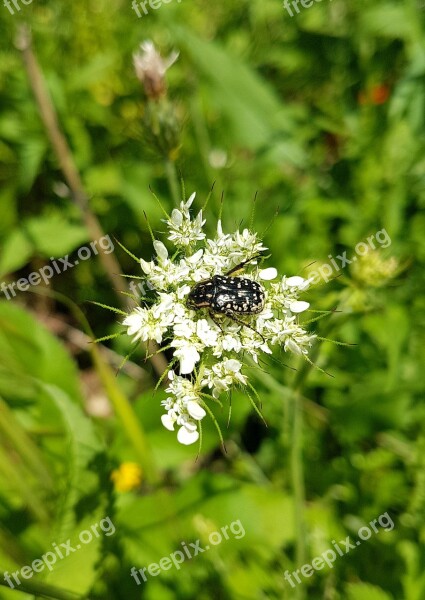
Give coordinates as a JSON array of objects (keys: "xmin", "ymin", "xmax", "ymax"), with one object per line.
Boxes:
[
  {"xmin": 225, "ymin": 253, "xmax": 263, "ymax": 277},
  {"xmin": 209, "ymin": 311, "xmax": 224, "ymax": 332},
  {"xmin": 223, "ymin": 311, "xmax": 266, "ymax": 344}
]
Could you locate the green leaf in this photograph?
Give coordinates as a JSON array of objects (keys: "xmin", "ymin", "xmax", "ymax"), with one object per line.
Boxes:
[
  {"xmin": 0, "ymin": 301, "xmax": 83, "ymax": 402},
  {"xmin": 18, "ymin": 136, "xmax": 48, "ymax": 192},
  {"xmin": 173, "ymin": 26, "xmax": 302, "ymax": 160},
  {"xmin": 346, "ymin": 582, "xmax": 394, "ymax": 600},
  {"xmin": 359, "ymin": 4, "xmax": 412, "ymax": 39},
  {"xmin": 39, "ymin": 383, "xmax": 106, "ymax": 596},
  {"xmin": 24, "ymin": 211, "xmax": 88, "ymax": 258},
  {"xmin": 0, "ymin": 227, "xmax": 33, "ymax": 277}
]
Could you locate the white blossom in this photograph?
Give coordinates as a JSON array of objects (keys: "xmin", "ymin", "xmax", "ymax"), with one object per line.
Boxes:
[
  {"xmin": 165, "ymin": 193, "xmax": 206, "ymax": 247},
  {"xmin": 122, "ymin": 192, "xmax": 316, "ymax": 444},
  {"xmin": 133, "ymin": 40, "xmax": 179, "ymax": 99}
]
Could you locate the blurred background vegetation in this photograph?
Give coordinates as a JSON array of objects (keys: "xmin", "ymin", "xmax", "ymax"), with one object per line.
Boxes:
[{"xmin": 0, "ymin": 0, "xmax": 424, "ymax": 598}]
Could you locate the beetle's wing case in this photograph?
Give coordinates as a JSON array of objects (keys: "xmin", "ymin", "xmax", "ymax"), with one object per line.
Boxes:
[
  {"xmin": 187, "ymin": 280, "xmax": 216, "ymax": 307},
  {"xmin": 212, "ymin": 276, "xmax": 265, "ymax": 314}
]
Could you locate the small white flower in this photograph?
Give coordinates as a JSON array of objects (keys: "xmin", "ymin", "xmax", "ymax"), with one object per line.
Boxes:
[
  {"xmin": 140, "ymin": 258, "xmax": 153, "ymax": 274},
  {"xmin": 134, "ymin": 40, "xmax": 179, "ymax": 80},
  {"xmin": 177, "ymin": 425, "xmax": 199, "ymax": 445},
  {"xmin": 123, "ymin": 306, "xmax": 168, "ymax": 344},
  {"xmin": 187, "ymin": 401, "xmax": 206, "ymax": 420},
  {"xmin": 133, "ymin": 40, "xmax": 179, "ymax": 99},
  {"xmin": 284, "ymin": 276, "xmax": 310, "ymax": 291},
  {"xmin": 122, "ymin": 308, "xmax": 148, "ymax": 337},
  {"xmin": 196, "ymin": 319, "xmax": 218, "ymax": 347},
  {"xmin": 153, "ymin": 240, "xmax": 168, "ymax": 262},
  {"xmin": 285, "ymin": 338, "xmax": 303, "ymax": 355},
  {"xmin": 161, "ymin": 414, "xmax": 175, "ymax": 431},
  {"xmin": 259, "ymin": 267, "xmax": 278, "ymax": 280},
  {"xmin": 172, "ymin": 342, "xmax": 201, "ymax": 374},
  {"xmin": 187, "ymin": 249, "xmax": 204, "ymax": 264},
  {"xmin": 165, "ymin": 194, "xmax": 206, "ymax": 247},
  {"xmin": 289, "ymin": 301, "xmax": 310, "ymax": 313}
]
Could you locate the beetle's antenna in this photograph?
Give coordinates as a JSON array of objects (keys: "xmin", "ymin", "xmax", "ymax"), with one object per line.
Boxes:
[{"xmin": 225, "ymin": 254, "xmax": 264, "ymax": 276}]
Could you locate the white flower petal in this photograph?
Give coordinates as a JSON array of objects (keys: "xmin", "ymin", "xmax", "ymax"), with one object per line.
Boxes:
[
  {"xmin": 161, "ymin": 414, "xmax": 175, "ymax": 431},
  {"xmin": 177, "ymin": 426, "xmax": 199, "ymax": 445},
  {"xmin": 187, "ymin": 401, "xmax": 206, "ymax": 420},
  {"xmin": 170, "ymin": 208, "xmax": 183, "ymax": 226},
  {"xmin": 153, "ymin": 240, "xmax": 168, "ymax": 261},
  {"xmin": 286, "ymin": 338, "xmax": 303, "ymax": 355},
  {"xmin": 259, "ymin": 267, "xmax": 278, "ymax": 281},
  {"xmin": 286, "ymin": 276, "xmax": 306, "ymax": 288},
  {"xmin": 186, "ymin": 192, "xmax": 196, "ymax": 209},
  {"xmin": 187, "ymin": 249, "xmax": 204, "ymax": 264},
  {"xmin": 224, "ymin": 359, "xmax": 242, "ymax": 373},
  {"xmin": 290, "ymin": 301, "xmax": 310, "ymax": 313},
  {"xmin": 178, "ymin": 346, "xmax": 200, "ymax": 374},
  {"xmin": 140, "ymin": 258, "xmax": 153, "ymax": 274}
]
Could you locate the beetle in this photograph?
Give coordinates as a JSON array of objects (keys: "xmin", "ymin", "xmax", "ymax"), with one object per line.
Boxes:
[{"xmin": 186, "ymin": 256, "xmax": 266, "ymax": 339}]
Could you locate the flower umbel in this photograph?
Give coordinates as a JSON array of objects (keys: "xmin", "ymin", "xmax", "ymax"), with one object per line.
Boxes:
[{"xmin": 123, "ymin": 193, "xmax": 315, "ymax": 445}]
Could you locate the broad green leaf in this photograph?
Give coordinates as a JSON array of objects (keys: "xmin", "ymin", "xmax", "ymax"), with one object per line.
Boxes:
[
  {"xmin": 346, "ymin": 582, "xmax": 394, "ymax": 600},
  {"xmin": 0, "ymin": 301, "xmax": 83, "ymax": 402},
  {"xmin": 172, "ymin": 26, "xmax": 303, "ymax": 162},
  {"xmin": 40, "ymin": 383, "xmax": 106, "ymax": 596},
  {"xmin": 24, "ymin": 212, "xmax": 88, "ymax": 257},
  {"xmin": 359, "ymin": 5, "xmax": 412, "ymax": 39},
  {"xmin": 0, "ymin": 228, "xmax": 33, "ymax": 277}
]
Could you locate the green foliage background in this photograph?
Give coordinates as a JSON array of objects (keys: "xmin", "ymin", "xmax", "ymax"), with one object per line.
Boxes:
[{"xmin": 0, "ymin": 0, "xmax": 424, "ymax": 598}]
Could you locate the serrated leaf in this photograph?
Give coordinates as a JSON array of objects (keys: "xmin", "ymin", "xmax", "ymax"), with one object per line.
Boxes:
[{"xmin": 24, "ymin": 212, "xmax": 88, "ymax": 258}]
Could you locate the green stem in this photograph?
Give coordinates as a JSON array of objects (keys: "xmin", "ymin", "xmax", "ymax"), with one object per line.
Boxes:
[
  {"xmin": 0, "ymin": 574, "xmax": 86, "ymax": 600},
  {"xmin": 164, "ymin": 158, "xmax": 180, "ymax": 206},
  {"xmin": 90, "ymin": 343, "xmax": 160, "ymax": 486},
  {"xmin": 291, "ymin": 386, "xmax": 306, "ymax": 600}
]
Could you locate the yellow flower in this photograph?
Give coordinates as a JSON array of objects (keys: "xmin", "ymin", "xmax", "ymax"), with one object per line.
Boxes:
[{"xmin": 111, "ymin": 462, "xmax": 142, "ymax": 492}]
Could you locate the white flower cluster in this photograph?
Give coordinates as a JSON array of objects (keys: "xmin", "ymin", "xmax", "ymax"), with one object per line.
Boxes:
[{"xmin": 123, "ymin": 193, "xmax": 315, "ymax": 445}]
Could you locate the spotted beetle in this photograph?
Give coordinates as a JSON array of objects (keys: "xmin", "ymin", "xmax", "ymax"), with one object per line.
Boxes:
[{"xmin": 187, "ymin": 257, "xmax": 265, "ymax": 338}]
